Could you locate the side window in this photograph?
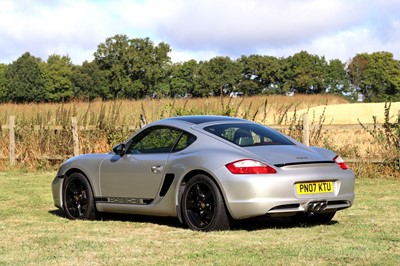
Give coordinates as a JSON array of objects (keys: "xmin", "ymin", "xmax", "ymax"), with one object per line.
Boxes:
[
  {"xmin": 127, "ymin": 127, "xmax": 182, "ymax": 154},
  {"xmin": 173, "ymin": 132, "xmax": 197, "ymax": 152}
]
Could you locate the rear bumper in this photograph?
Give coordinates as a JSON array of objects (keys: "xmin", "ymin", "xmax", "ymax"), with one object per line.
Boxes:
[
  {"xmin": 227, "ymin": 197, "xmax": 353, "ymax": 219},
  {"xmin": 213, "ymin": 165, "xmax": 355, "ymax": 219}
]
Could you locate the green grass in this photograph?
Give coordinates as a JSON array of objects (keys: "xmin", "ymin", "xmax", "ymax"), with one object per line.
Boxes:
[{"xmin": 0, "ymin": 171, "xmax": 399, "ymax": 265}]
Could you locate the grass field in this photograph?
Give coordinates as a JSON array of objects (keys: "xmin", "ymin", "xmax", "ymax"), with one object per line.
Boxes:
[{"xmin": 0, "ymin": 171, "xmax": 399, "ymax": 265}]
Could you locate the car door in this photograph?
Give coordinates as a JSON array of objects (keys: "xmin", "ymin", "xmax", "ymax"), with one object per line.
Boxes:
[{"xmin": 99, "ymin": 126, "xmax": 182, "ymax": 201}]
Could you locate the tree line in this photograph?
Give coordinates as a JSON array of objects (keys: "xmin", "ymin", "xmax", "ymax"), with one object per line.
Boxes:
[{"xmin": 1, "ymin": 34, "xmax": 399, "ymax": 103}]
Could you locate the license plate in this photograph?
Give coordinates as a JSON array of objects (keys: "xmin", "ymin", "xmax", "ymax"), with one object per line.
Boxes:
[{"xmin": 296, "ymin": 181, "xmax": 334, "ymax": 194}]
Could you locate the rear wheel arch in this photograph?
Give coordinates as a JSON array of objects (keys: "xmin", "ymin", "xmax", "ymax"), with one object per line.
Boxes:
[
  {"xmin": 178, "ymin": 170, "xmax": 232, "ymax": 231},
  {"xmin": 178, "ymin": 170, "xmax": 227, "ymax": 206}
]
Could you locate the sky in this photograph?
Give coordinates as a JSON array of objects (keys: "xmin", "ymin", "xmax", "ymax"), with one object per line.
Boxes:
[{"xmin": 1, "ymin": 0, "xmax": 400, "ymax": 65}]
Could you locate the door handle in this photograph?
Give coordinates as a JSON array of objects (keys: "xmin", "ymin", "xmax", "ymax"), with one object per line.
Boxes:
[{"xmin": 151, "ymin": 165, "xmax": 163, "ymax": 173}]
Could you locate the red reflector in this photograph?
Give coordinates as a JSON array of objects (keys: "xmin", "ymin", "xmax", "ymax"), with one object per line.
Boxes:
[
  {"xmin": 226, "ymin": 159, "xmax": 277, "ymax": 174},
  {"xmin": 334, "ymin": 156, "xmax": 348, "ymax": 170}
]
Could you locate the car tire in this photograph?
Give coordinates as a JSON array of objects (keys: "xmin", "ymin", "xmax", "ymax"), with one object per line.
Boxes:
[
  {"xmin": 181, "ymin": 174, "xmax": 230, "ymax": 231},
  {"xmin": 62, "ymin": 172, "xmax": 96, "ymax": 220}
]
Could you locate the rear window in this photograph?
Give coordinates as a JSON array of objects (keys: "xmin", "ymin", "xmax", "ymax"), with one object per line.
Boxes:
[{"xmin": 204, "ymin": 123, "xmax": 294, "ymax": 147}]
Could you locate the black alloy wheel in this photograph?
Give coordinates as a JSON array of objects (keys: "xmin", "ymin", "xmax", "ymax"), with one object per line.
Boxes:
[
  {"xmin": 182, "ymin": 174, "xmax": 230, "ymax": 231},
  {"xmin": 62, "ymin": 172, "xmax": 96, "ymax": 220}
]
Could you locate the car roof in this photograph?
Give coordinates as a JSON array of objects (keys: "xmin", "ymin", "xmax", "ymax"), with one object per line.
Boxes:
[{"xmin": 163, "ymin": 115, "xmax": 248, "ymax": 125}]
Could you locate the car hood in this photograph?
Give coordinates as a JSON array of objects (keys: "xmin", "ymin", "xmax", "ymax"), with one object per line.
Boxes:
[
  {"xmin": 64, "ymin": 153, "xmax": 110, "ymax": 164},
  {"xmin": 59, "ymin": 153, "xmax": 111, "ymax": 173},
  {"xmin": 244, "ymin": 145, "xmax": 333, "ymax": 166}
]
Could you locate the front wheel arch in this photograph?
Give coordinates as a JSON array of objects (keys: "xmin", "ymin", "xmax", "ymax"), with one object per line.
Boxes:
[
  {"xmin": 62, "ymin": 168, "xmax": 95, "ymax": 206},
  {"xmin": 62, "ymin": 171, "xmax": 97, "ymax": 220}
]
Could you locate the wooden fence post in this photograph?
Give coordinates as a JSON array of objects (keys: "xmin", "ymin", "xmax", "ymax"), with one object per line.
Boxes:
[
  {"xmin": 302, "ymin": 113, "xmax": 310, "ymax": 146},
  {"xmin": 71, "ymin": 117, "xmax": 80, "ymax": 156},
  {"xmin": 9, "ymin": 116, "xmax": 15, "ymax": 165}
]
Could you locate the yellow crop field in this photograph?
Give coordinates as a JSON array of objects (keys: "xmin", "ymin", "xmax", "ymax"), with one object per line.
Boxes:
[
  {"xmin": 289, "ymin": 102, "xmax": 400, "ymax": 125},
  {"xmin": 1, "ymin": 97, "xmax": 395, "ymax": 126}
]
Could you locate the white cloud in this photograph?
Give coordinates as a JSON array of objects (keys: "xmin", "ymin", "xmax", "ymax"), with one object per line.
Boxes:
[
  {"xmin": 158, "ymin": 0, "xmax": 360, "ymax": 49},
  {"xmin": 0, "ymin": 0, "xmax": 399, "ymax": 64},
  {"xmin": 146, "ymin": 0, "xmax": 400, "ymax": 61},
  {"xmin": 169, "ymin": 49, "xmax": 220, "ymax": 63},
  {"xmin": 0, "ymin": 0, "xmax": 110, "ymax": 62}
]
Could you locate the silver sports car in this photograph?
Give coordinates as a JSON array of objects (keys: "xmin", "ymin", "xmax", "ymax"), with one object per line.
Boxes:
[{"xmin": 52, "ymin": 115, "xmax": 355, "ymax": 231}]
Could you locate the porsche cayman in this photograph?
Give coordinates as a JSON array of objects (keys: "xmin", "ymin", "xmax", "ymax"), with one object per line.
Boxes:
[{"xmin": 52, "ymin": 115, "xmax": 355, "ymax": 231}]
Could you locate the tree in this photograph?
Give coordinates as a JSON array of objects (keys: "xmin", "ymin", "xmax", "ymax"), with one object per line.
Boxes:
[
  {"xmin": 45, "ymin": 54, "xmax": 74, "ymax": 102},
  {"xmin": 4, "ymin": 52, "xmax": 48, "ymax": 103},
  {"xmin": 0, "ymin": 64, "xmax": 7, "ymax": 102},
  {"xmin": 169, "ymin": 59, "xmax": 198, "ymax": 97},
  {"xmin": 94, "ymin": 35, "xmax": 171, "ymax": 99},
  {"xmin": 283, "ymin": 51, "xmax": 327, "ymax": 94},
  {"xmin": 239, "ymin": 55, "xmax": 284, "ymax": 95},
  {"xmin": 194, "ymin": 57, "xmax": 241, "ymax": 97},
  {"xmin": 138, "ymin": 39, "xmax": 171, "ymax": 98},
  {"xmin": 326, "ymin": 59, "xmax": 350, "ymax": 95},
  {"xmin": 94, "ymin": 34, "xmax": 134, "ymax": 98},
  {"xmin": 347, "ymin": 52, "xmax": 400, "ymax": 102},
  {"xmin": 71, "ymin": 61, "xmax": 110, "ymax": 100}
]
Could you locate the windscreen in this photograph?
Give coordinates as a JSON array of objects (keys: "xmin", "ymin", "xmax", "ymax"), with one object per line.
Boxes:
[{"xmin": 204, "ymin": 123, "xmax": 294, "ymax": 147}]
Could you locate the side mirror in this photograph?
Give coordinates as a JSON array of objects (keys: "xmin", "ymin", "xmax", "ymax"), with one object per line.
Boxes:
[{"xmin": 112, "ymin": 143, "xmax": 126, "ymax": 156}]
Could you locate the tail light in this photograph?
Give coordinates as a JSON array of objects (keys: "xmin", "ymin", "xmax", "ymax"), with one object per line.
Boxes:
[
  {"xmin": 334, "ymin": 155, "xmax": 348, "ymax": 170},
  {"xmin": 226, "ymin": 159, "xmax": 277, "ymax": 174}
]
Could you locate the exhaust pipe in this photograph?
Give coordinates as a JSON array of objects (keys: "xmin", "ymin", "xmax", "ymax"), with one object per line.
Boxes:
[{"xmin": 308, "ymin": 201, "xmax": 327, "ymax": 213}]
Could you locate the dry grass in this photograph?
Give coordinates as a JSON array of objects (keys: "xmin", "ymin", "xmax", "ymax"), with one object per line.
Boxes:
[
  {"xmin": 0, "ymin": 94, "xmax": 348, "ymax": 126},
  {"xmin": 1, "ymin": 94, "xmax": 399, "ymax": 178},
  {"xmin": 0, "ymin": 94, "xmax": 347, "ymax": 167}
]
